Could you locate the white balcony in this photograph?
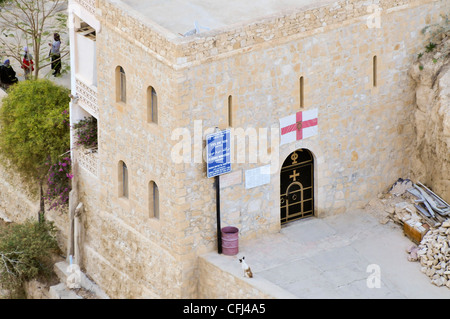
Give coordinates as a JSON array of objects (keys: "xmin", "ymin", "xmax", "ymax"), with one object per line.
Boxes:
[
  {"xmin": 75, "ymin": 147, "xmax": 99, "ymax": 178},
  {"xmin": 75, "ymin": 76, "xmax": 98, "ymax": 118},
  {"xmin": 73, "ymin": 0, "xmax": 96, "ymax": 15}
]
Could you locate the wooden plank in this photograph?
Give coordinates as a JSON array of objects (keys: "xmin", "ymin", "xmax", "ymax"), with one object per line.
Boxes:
[{"xmin": 403, "ymin": 220, "xmax": 428, "ymax": 245}]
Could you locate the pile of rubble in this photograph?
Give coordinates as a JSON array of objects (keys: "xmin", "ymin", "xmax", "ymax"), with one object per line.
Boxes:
[
  {"xmin": 367, "ymin": 179, "xmax": 431, "ymax": 227},
  {"xmin": 368, "ymin": 178, "xmax": 449, "ymax": 227},
  {"xmin": 415, "ymin": 220, "xmax": 450, "ymax": 288},
  {"xmin": 366, "ymin": 178, "xmax": 450, "ymax": 288}
]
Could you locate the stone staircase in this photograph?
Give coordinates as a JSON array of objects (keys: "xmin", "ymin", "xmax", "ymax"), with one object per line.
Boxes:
[{"xmin": 49, "ymin": 261, "xmax": 109, "ymax": 299}]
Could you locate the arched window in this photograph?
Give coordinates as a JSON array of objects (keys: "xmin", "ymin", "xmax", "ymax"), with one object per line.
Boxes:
[
  {"xmin": 147, "ymin": 86, "xmax": 158, "ymax": 124},
  {"xmin": 149, "ymin": 181, "xmax": 159, "ymax": 219},
  {"xmin": 119, "ymin": 161, "xmax": 128, "ymax": 198},
  {"xmin": 116, "ymin": 66, "xmax": 126, "ymax": 103}
]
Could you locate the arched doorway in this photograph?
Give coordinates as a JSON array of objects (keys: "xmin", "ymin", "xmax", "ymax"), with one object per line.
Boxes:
[{"xmin": 280, "ymin": 149, "xmax": 314, "ymax": 224}]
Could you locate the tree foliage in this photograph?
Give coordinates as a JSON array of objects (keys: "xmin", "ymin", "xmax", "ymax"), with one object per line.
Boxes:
[
  {"xmin": 0, "ymin": 79, "xmax": 70, "ymax": 181},
  {"xmin": 0, "ymin": 219, "xmax": 59, "ymax": 298},
  {"xmin": 0, "ymin": 79, "xmax": 70, "ymax": 217}
]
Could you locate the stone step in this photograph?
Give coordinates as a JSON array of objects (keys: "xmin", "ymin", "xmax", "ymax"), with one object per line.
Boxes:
[{"xmin": 52, "ymin": 261, "xmax": 109, "ymax": 299}]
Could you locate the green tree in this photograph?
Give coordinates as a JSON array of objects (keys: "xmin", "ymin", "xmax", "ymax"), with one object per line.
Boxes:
[{"xmin": 0, "ymin": 79, "xmax": 70, "ymax": 220}]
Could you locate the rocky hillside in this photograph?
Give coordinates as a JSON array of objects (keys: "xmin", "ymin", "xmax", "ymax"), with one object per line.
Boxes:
[{"xmin": 409, "ymin": 21, "xmax": 450, "ymax": 203}]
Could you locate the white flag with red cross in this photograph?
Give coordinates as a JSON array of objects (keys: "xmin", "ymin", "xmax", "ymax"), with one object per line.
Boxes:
[{"xmin": 279, "ymin": 108, "xmax": 318, "ymax": 145}]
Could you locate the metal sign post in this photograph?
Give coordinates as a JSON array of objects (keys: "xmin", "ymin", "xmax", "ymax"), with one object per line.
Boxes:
[
  {"xmin": 206, "ymin": 129, "xmax": 231, "ymax": 254},
  {"xmin": 215, "ymin": 175, "xmax": 221, "ymax": 254}
]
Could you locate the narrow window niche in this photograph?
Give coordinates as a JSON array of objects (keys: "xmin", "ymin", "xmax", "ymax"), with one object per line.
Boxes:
[
  {"xmin": 373, "ymin": 55, "xmax": 377, "ymax": 87},
  {"xmin": 149, "ymin": 181, "xmax": 159, "ymax": 219},
  {"xmin": 118, "ymin": 160, "xmax": 129, "ymax": 198},
  {"xmin": 299, "ymin": 76, "xmax": 304, "ymax": 108},
  {"xmin": 147, "ymin": 86, "xmax": 158, "ymax": 124},
  {"xmin": 116, "ymin": 66, "xmax": 126, "ymax": 103},
  {"xmin": 227, "ymin": 95, "xmax": 233, "ymax": 127}
]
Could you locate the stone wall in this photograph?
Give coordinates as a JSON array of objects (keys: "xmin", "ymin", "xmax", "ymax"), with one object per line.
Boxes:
[
  {"xmin": 173, "ymin": 1, "xmax": 448, "ymax": 238},
  {"xmin": 198, "ymin": 253, "xmax": 297, "ymax": 298},
  {"xmin": 0, "ymin": 162, "xmax": 39, "ymax": 223},
  {"xmin": 79, "ymin": 4, "xmax": 200, "ymax": 296},
  {"xmin": 71, "ymin": 0, "xmax": 449, "ymax": 299}
]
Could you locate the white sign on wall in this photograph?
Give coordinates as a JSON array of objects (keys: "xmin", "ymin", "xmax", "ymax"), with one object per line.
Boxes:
[
  {"xmin": 219, "ymin": 170, "xmax": 242, "ymax": 189},
  {"xmin": 245, "ymin": 165, "xmax": 271, "ymax": 189}
]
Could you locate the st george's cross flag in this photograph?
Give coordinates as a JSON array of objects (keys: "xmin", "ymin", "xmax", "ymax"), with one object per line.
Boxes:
[{"xmin": 279, "ymin": 108, "xmax": 318, "ymax": 145}]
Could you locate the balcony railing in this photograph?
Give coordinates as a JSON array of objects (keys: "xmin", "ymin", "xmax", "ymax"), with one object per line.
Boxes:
[
  {"xmin": 75, "ymin": 147, "xmax": 99, "ymax": 178},
  {"xmin": 75, "ymin": 76, "xmax": 99, "ymax": 118},
  {"xmin": 74, "ymin": 0, "xmax": 96, "ymax": 15}
]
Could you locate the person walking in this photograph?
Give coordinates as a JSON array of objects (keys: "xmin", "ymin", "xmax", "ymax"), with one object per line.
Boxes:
[
  {"xmin": 21, "ymin": 46, "xmax": 34, "ymax": 80},
  {"xmin": 49, "ymin": 33, "xmax": 61, "ymax": 76}
]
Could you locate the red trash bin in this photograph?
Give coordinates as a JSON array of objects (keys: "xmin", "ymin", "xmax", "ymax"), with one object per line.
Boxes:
[{"xmin": 221, "ymin": 226, "xmax": 239, "ymax": 256}]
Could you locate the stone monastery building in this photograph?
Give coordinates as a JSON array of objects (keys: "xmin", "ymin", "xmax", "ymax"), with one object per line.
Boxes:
[{"xmin": 66, "ymin": 0, "xmax": 448, "ymax": 298}]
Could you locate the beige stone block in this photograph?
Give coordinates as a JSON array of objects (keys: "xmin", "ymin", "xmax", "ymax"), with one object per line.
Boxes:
[{"xmin": 335, "ymin": 191, "xmax": 345, "ymax": 200}]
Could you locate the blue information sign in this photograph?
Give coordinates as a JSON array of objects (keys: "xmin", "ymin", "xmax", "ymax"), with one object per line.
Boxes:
[{"xmin": 206, "ymin": 129, "xmax": 231, "ymax": 178}]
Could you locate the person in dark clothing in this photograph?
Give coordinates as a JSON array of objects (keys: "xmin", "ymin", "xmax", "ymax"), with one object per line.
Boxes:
[
  {"xmin": 49, "ymin": 33, "xmax": 61, "ymax": 76},
  {"xmin": 0, "ymin": 59, "xmax": 19, "ymax": 85}
]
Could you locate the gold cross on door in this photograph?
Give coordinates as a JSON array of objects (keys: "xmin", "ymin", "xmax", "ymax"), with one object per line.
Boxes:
[{"xmin": 289, "ymin": 170, "xmax": 300, "ymax": 181}]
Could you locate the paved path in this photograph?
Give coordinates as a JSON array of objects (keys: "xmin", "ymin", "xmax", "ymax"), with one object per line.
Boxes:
[{"xmin": 235, "ymin": 209, "xmax": 450, "ymax": 298}]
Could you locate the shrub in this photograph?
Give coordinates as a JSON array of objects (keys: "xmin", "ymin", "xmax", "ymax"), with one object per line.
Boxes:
[
  {"xmin": 425, "ymin": 42, "xmax": 437, "ymax": 52},
  {"xmin": 73, "ymin": 116, "xmax": 97, "ymax": 151},
  {"xmin": 45, "ymin": 156, "xmax": 72, "ymax": 212},
  {"xmin": 0, "ymin": 220, "xmax": 59, "ymax": 298}
]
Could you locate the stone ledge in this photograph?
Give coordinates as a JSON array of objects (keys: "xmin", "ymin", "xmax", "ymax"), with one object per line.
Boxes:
[{"xmin": 198, "ymin": 252, "xmax": 297, "ymax": 299}]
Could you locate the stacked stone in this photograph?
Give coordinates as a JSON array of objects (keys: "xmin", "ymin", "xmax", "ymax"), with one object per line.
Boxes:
[{"xmin": 417, "ymin": 220, "xmax": 450, "ymax": 288}]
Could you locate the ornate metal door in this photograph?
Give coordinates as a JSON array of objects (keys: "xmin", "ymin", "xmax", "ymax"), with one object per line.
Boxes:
[{"xmin": 280, "ymin": 149, "xmax": 314, "ymax": 224}]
